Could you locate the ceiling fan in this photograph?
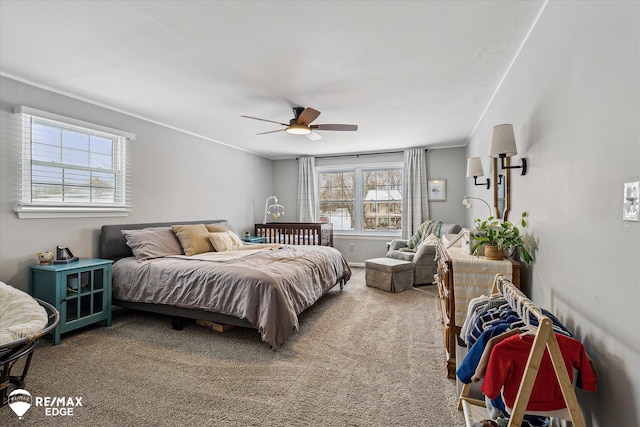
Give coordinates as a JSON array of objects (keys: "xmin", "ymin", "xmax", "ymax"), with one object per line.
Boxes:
[{"xmin": 241, "ymin": 107, "xmax": 358, "ymax": 140}]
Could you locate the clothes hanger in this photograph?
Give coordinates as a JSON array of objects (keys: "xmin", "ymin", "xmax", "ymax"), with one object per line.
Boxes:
[{"xmin": 519, "ymin": 300, "xmax": 539, "ymax": 337}]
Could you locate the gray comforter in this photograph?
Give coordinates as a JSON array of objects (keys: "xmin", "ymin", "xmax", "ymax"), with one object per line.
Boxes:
[{"xmin": 112, "ymin": 245, "xmax": 351, "ymax": 348}]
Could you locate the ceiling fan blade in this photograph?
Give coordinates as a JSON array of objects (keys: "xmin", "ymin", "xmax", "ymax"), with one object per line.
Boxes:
[
  {"xmin": 256, "ymin": 129, "xmax": 286, "ymax": 135},
  {"xmin": 305, "ymin": 131, "xmax": 323, "ymax": 141},
  {"xmin": 241, "ymin": 115, "xmax": 288, "ymax": 126},
  {"xmin": 297, "ymin": 108, "xmax": 321, "ymax": 126},
  {"xmin": 310, "ymin": 124, "xmax": 358, "ymax": 131}
]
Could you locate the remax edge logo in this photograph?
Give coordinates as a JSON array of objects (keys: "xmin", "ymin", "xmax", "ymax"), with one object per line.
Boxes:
[
  {"xmin": 8, "ymin": 389, "xmax": 32, "ymax": 419},
  {"xmin": 7, "ymin": 388, "xmax": 83, "ymax": 418}
]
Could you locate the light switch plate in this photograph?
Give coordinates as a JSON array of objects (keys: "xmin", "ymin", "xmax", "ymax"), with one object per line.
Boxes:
[{"xmin": 623, "ymin": 181, "xmax": 639, "ymax": 221}]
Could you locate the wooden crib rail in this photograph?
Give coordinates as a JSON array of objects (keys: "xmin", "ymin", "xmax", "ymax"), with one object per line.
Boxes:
[{"xmin": 254, "ymin": 222, "xmax": 333, "ymax": 247}]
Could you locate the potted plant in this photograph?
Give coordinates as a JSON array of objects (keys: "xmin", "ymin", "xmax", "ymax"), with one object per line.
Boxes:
[{"xmin": 471, "ymin": 211, "xmax": 533, "ymax": 264}]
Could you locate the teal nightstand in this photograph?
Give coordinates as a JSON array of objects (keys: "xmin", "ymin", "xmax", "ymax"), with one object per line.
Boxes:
[
  {"xmin": 241, "ymin": 236, "xmax": 267, "ymax": 244},
  {"xmin": 29, "ymin": 258, "xmax": 113, "ymax": 345}
]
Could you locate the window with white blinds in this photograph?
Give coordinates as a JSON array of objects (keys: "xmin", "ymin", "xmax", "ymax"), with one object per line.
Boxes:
[{"xmin": 15, "ymin": 106, "xmax": 134, "ymax": 218}]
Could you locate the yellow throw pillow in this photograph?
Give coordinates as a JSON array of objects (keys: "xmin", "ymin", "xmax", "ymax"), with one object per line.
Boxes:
[
  {"xmin": 171, "ymin": 224, "xmax": 213, "ymax": 256},
  {"xmin": 205, "ymin": 223, "xmax": 230, "ymax": 233},
  {"xmin": 208, "ymin": 231, "xmax": 243, "ymax": 252}
]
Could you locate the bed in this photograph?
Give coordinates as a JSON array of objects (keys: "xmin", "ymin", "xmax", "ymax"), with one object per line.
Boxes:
[
  {"xmin": 255, "ymin": 222, "xmax": 333, "ymax": 246},
  {"xmin": 99, "ymin": 220, "xmax": 351, "ymax": 349}
]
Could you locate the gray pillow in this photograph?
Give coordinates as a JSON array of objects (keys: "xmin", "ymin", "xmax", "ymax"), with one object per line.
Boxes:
[{"xmin": 122, "ymin": 227, "xmax": 183, "ymax": 261}]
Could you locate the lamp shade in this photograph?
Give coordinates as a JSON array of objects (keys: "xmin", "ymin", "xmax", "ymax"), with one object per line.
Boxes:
[
  {"xmin": 490, "ymin": 124, "xmax": 518, "ymax": 158},
  {"xmin": 466, "ymin": 157, "xmax": 485, "ymax": 177}
]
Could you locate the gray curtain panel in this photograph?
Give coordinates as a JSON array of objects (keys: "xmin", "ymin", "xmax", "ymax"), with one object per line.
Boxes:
[
  {"xmin": 402, "ymin": 149, "xmax": 429, "ymax": 239},
  {"xmin": 297, "ymin": 156, "xmax": 317, "ymax": 222}
]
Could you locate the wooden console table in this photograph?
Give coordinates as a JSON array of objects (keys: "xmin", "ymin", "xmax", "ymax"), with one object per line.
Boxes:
[{"xmin": 435, "ymin": 241, "xmax": 520, "ymax": 378}]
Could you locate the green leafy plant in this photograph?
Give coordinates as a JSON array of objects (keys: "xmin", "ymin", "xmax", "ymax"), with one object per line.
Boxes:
[{"xmin": 472, "ymin": 211, "xmax": 533, "ymax": 264}]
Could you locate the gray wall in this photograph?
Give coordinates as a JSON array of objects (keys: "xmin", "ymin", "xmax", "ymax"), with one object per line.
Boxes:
[
  {"xmin": 425, "ymin": 147, "xmax": 466, "ymax": 225},
  {"xmin": 0, "ymin": 76, "xmax": 274, "ymax": 291},
  {"xmin": 465, "ymin": 2, "xmax": 640, "ymax": 426},
  {"xmin": 273, "ymin": 147, "xmax": 467, "ymax": 264}
]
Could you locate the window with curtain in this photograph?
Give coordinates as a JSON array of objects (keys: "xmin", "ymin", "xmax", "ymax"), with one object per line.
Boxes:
[
  {"xmin": 15, "ymin": 106, "xmax": 134, "ymax": 218},
  {"xmin": 362, "ymin": 169, "xmax": 402, "ymax": 231},
  {"xmin": 317, "ymin": 166, "xmax": 402, "ymax": 232},
  {"xmin": 319, "ymin": 170, "xmax": 355, "ymax": 230}
]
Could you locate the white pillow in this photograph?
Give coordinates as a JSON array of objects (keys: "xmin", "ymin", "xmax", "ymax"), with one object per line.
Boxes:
[
  {"xmin": 421, "ymin": 233, "xmax": 440, "ymax": 246},
  {"xmin": 208, "ymin": 231, "xmax": 243, "ymax": 252}
]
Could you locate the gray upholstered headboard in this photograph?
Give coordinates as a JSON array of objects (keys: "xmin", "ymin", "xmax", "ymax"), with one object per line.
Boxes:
[{"xmin": 99, "ymin": 219, "xmax": 229, "ymax": 260}]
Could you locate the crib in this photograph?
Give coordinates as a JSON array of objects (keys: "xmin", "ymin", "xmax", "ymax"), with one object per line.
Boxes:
[{"xmin": 255, "ymin": 222, "xmax": 334, "ymax": 247}]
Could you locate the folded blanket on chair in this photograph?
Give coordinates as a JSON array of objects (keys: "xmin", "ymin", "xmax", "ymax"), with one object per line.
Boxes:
[{"xmin": 401, "ymin": 220, "xmax": 442, "ymax": 252}]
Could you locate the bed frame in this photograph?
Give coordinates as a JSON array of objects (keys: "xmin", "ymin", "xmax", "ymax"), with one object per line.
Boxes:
[
  {"xmin": 100, "ymin": 220, "xmax": 255, "ymax": 330},
  {"xmin": 254, "ymin": 222, "xmax": 333, "ymax": 247},
  {"xmin": 99, "ymin": 220, "xmax": 345, "ymax": 333}
]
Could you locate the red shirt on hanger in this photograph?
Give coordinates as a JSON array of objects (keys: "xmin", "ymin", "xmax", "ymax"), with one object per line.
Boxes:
[{"xmin": 481, "ymin": 333, "xmax": 597, "ymax": 412}]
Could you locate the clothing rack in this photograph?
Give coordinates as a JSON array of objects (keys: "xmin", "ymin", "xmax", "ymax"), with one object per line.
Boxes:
[{"xmin": 458, "ymin": 274, "xmax": 586, "ymax": 427}]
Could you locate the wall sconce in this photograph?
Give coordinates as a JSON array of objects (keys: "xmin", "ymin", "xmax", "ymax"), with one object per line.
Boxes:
[
  {"xmin": 489, "ymin": 124, "xmax": 527, "ymax": 175},
  {"xmin": 466, "ymin": 157, "xmax": 490, "ymax": 189},
  {"xmin": 263, "ymin": 196, "xmax": 285, "ymax": 224}
]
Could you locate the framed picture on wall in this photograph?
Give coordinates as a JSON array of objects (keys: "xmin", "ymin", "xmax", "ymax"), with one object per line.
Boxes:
[{"xmin": 427, "ymin": 179, "xmax": 446, "ymax": 201}]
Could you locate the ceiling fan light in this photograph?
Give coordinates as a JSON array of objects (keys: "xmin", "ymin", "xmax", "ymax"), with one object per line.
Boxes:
[{"xmin": 286, "ymin": 124, "xmax": 311, "ymax": 135}]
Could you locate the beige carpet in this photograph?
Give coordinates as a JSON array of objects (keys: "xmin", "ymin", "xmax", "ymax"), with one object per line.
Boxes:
[{"xmin": 1, "ymin": 267, "xmax": 465, "ymax": 426}]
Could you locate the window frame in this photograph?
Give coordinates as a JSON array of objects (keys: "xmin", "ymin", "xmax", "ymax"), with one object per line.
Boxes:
[
  {"xmin": 316, "ymin": 162, "xmax": 403, "ymax": 236},
  {"xmin": 14, "ymin": 106, "xmax": 135, "ymax": 219}
]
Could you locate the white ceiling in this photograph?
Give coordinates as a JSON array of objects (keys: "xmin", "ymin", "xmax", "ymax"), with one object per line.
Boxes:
[{"xmin": 0, "ymin": 1, "xmax": 544, "ymax": 160}]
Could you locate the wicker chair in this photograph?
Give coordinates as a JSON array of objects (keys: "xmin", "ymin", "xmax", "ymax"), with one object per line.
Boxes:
[{"xmin": 1, "ymin": 284, "xmax": 59, "ymax": 406}]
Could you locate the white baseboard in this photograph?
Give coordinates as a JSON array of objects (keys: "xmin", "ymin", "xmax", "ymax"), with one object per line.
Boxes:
[{"xmin": 348, "ymin": 262, "xmax": 365, "ymax": 268}]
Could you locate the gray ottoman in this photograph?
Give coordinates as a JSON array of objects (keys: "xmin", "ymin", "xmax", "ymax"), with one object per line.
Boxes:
[{"xmin": 365, "ymin": 258, "xmax": 414, "ymax": 293}]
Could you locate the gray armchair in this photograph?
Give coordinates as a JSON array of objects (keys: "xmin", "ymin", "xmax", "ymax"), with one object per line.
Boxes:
[{"xmin": 386, "ymin": 223, "xmax": 462, "ymax": 285}]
